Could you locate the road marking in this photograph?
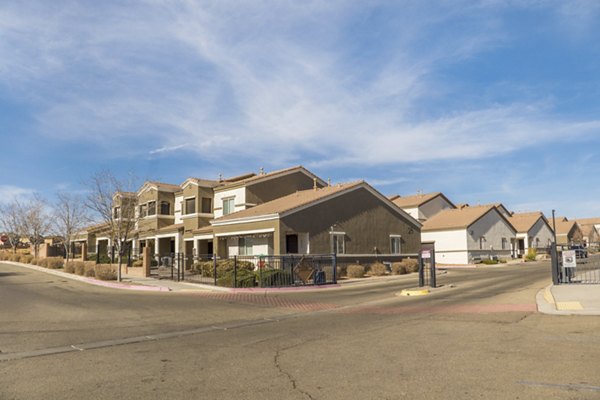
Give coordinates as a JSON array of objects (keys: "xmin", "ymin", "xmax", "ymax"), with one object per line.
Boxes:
[{"xmin": 518, "ymin": 381, "xmax": 600, "ymax": 392}]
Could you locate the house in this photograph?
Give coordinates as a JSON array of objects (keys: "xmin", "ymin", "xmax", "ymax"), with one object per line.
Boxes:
[
  {"xmin": 209, "ymin": 181, "xmax": 422, "ymax": 258},
  {"xmin": 572, "ymin": 218, "xmax": 600, "ymax": 248},
  {"xmin": 554, "ymin": 219, "xmax": 584, "ymax": 245},
  {"xmin": 388, "ymin": 192, "xmax": 455, "ymax": 222},
  {"xmin": 509, "ymin": 212, "xmax": 554, "ymax": 257},
  {"xmin": 421, "ymin": 205, "xmax": 517, "ymax": 265}
]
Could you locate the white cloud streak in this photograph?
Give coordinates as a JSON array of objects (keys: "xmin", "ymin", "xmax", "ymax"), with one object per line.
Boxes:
[{"xmin": 0, "ymin": 1, "xmax": 599, "ymax": 167}]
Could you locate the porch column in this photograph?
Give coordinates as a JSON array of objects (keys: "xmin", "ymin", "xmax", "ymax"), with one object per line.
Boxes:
[{"xmin": 81, "ymin": 242, "xmax": 88, "ymax": 261}]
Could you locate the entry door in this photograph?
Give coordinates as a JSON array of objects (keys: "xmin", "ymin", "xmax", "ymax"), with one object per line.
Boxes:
[{"xmin": 286, "ymin": 234, "xmax": 299, "ymax": 254}]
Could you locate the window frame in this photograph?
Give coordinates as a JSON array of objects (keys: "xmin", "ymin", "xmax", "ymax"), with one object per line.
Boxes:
[
  {"xmin": 390, "ymin": 235, "xmax": 402, "ymax": 254},
  {"xmin": 201, "ymin": 197, "xmax": 212, "ymax": 214},
  {"xmin": 331, "ymin": 232, "xmax": 345, "ymax": 254},
  {"xmin": 223, "ymin": 197, "xmax": 235, "ymax": 215},
  {"xmin": 185, "ymin": 197, "xmax": 196, "ymax": 215}
]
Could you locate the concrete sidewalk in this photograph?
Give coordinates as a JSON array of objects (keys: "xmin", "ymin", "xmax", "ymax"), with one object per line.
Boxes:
[{"xmin": 537, "ymin": 284, "xmax": 600, "ymax": 315}]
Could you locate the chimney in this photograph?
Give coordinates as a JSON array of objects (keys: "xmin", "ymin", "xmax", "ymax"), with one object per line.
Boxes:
[{"xmin": 313, "ymin": 178, "xmax": 317, "ymax": 191}]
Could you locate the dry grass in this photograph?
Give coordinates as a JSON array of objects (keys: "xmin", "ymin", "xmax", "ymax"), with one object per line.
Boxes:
[
  {"xmin": 346, "ymin": 264, "xmax": 365, "ymax": 278},
  {"xmin": 368, "ymin": 262, "xmax": 387, "ymax": 276}
]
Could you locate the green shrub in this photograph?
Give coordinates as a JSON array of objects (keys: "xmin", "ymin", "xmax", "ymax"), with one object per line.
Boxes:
[
  {"xmin": 481, "ymin": 259, "xmax": 499, "ymax": 265},
  {"xmin": 525, "ymin": 248, "xmax": 537, "ymax": 262},
  {"xmin": 391, "ymin": 263, "xmax": 408, "ymax": 275},
  {"xmin": 194, "ymin": 259, "xmax": 254, "ymax": 278},
  {"xmin": 94, "ymin": 264, "xmax": 117, "ymax": 280},
  {"xmin": 258, "ymin": 269, "xmax": 293, "ymax": 287},
  {"xmin": 217, "ymin": 269, "xmax": 256, "ymax": 288},
  {"xmin": 368, "ymin": 262, "xmax": 387, "ymax": 276},
  {"xmin": 45, "ymin": 257, "xmax": 64, "ymax": 269},
  {"xmin": 347, "ymin": 264, "xmax": 365, "ymax": 278}
]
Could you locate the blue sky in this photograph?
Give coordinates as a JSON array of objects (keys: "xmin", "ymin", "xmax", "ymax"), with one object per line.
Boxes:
[{"xmin": 1, "ymin": 1, "xmax": 600, "ymax": 219}]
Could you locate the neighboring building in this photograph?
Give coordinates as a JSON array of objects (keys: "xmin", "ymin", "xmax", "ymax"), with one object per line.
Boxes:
[
  {"xmin": 509, "ymin": 212, "xmax": 554, "ymax": 257},
  {"xmin": 421, "ymin": 205, "xmax": 516, "ymax": 265},
  {"xmin": 210, "ymin": 181, "xmax": 422, "ymax": 258},
  {"xmin": 554, "ymin": 219, "xmax": 584, "ymax": 245},
  {"xmin": 388, "ymin": 192, "xmax": 455, "ymax": 222},
  {"xmin": 573, "ymin": 218, "xmax": 600, "ymax": 248}
]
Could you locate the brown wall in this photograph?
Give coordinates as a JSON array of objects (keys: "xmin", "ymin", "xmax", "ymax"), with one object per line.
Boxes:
[
  {"xmin": 137, "ymin": 188, "xmax": 176, "ymax": 233},
  {"xmin": 280, "ymin": 187, "xmax": 421, "ymax": 255},
  {"xmin": 181, "ymin": 185, "xmax": 214, "ymax": 233},
  {"xmin": 246, "ymin": 171, "xmax": 325, "ymax": 206}
]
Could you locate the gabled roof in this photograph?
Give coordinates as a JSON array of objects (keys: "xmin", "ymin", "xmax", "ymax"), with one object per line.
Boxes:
[
  {"xmin": 212, "ymin": 181, "xmax": 421, "ymax": 228},
  {"xmin": 574, "ymin": 217, "xmax": 600, "ymax": 225},
  {"xmin": 390, "ymin": 192, "xmax": 455, "ymax": 209},
  {"xmin": 554, "ymin": 220, "xmax": 579, "ymax": 236},
  {"xmin": 579, "ymin": 223, "xmax": 599, "ymax": 237},
  {"xmin": 181, "ymin": 177, "xmax": 220, "ymax": 189},
  {"xmin": 214, "ymin": 166, "xmax": 326, "ymax": 192},
  {"xmin": 509, "ymin": 212, "xmax": 549, "ymax": 233},
  {"xmin": 422, "ymin": 205, "xmax": 514, "ymax": 232},
  {"xmin": 138, "ymin": 180, "xmax": 181, "ymax": 195}
]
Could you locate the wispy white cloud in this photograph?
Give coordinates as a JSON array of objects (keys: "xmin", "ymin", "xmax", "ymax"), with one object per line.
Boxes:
[
  {"xmin": 0, "ymin": 185, "xmax": 35, "ymax": 203},
  {"xmin": 1, "ymin": 1, "xmax": 599, "ymax": 168}
]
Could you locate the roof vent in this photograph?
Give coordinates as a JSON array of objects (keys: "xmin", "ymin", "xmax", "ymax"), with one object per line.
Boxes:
[{"xmin": 313, "ymin": 178, "xmax": 317, "ymax": 191}]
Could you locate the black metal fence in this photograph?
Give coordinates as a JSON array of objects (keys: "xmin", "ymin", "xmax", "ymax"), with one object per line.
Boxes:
[
  {"xmin": 183, "ymin": 254, "xmax": 336, "ymax": 288},
  {"xmin": 552, "ymin": 244, "xmax": 600, "ymax": 284}
]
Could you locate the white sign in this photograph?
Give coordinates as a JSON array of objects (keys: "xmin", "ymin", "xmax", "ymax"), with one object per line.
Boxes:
[
  {"xmin": 421, "ymin": 250, "xmax": 431, "ymax": 259},
  {"xmin": 562, "ymin": 250, "xmax": 577, "ymax": 268}
]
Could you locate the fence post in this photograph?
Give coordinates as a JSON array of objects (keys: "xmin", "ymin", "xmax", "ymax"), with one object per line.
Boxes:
[
  {"xmin": 430, "ymin": 250, "xmax": 436, "ymax": 288},
  {"xmin": 233, "ymin": 255, "xmax": 237, "ymax": 289},
  {"xmin": 551, "ymin": 243, "xmax": 560, "ymax": 285},
  {"xmin": 418, "ymin": 253, "xmax": 425, "ymax": 287},
  {"xmin": 181, "ymin": 253, "xmax": 185, "ymax": 281},
  {"xmin": 332, "ymin": 254, "xmax": 337, "ymax": 284},
  {"xmin": 170, "ymin": 253, "xmax": 174, "ymax": 280},
  {"xmin": 259, "ymin": 257, "xmax": 263, "ymax": 288},
  {"xmin": 213, "ymin": 254, "xmax": 217, "ymax": 286}
]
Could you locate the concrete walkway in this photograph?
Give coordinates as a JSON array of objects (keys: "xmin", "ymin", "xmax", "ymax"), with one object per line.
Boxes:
[{"xmin": 537, "ymin": 284, "xmax": 600, "ymax": 315}]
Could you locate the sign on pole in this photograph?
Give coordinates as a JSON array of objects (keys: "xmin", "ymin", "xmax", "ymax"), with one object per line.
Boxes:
[
  {"xmin": 562, "ymin": 250, "xmax": 577, "ymax": 268},
  {"xmin": 0, "ymin": 234, "xmax": 8, "ymax": 243}
]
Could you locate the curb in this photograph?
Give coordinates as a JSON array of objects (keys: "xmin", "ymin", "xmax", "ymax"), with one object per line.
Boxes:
[{"xmin": 2, "ymin": 261, "xmax": 170, "ymax": 292}]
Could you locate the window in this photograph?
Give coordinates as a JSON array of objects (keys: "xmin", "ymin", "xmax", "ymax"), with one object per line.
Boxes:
[
  {"xmin": 535, "ymin": 238, "xmax": 540, "ymax": 248},
  {"xmin": 223, "ymin": 197, "xmax": 235, "ymax": 215},
  {"xmin": 479, "ymin": 236, "xmax": 486, "ymax": 250},
  {"xmin": 390, "ymin": 235, "xmax": 401, "ymax": 254},
  {"xmin": 160, "ymin": 201, "xmax": 170, "ymax": 215},
  {"xmin": 113, "ymin": 207, "xmax": 120, "ymax": 219},
  {"xmin": 201, "ymin": 197, "xmax": 212, "ymax": 214},
  {"xmin": 238, "ymin": 237, "xmax": 253, "ymax": 256},
  {"xmin": 139, "ymin": 204, "xmax": 147, "ymax": 218},
  {"xmin": 185, "ymin": 198, "xmax": 195, "ymax": 215},
  {"xmin": 147, "ymin": 201, "xmax": 156, "ymax": 216},
  {"xmin": 501, "ymin": 237, "xmax": 507, "ymax": 250},
  {"xmin": 331, "ymin": 233, "xmax": 345, "ymax": 254}
]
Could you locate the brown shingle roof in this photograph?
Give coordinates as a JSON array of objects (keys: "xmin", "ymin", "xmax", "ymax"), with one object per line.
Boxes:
[
  {"xmin": 574, "ymin": 217, "xmax": 600, "ymax": 225},
  {"xmin": 192, "ymin": 226, "xmax": 214, "ymax": 235},
  {"xmin": 422, "ymin": 205, "xmax": 498, "ymax": 231},
  {"xmin": 509, "ymin": 212, "xmax": 547, "ymax": 233},
  {"xmin": 214, "ymin": 166, "xmax": 325, "ymax": 191},
  {"xmin": 157, "ymin": 223, "xmax": 184, "ymax": 234},
  {"xmin": 578, "ymin": 223, "xmax": 598, "ymax": 237},
  {"xmin": 213, "ymin": 182, "xmax": 364, "ymax": 222},
  {"xmin": 146, "ymin": 181, "xmax": 181, "ymax": 191},
  {"xmin": 184, "ymin": 177, "xmax": 220, "ymax": 188},
  {"xmin": 555, "ymin": 220, "xmax": 577, "ymax": 235},
  {"xmin": 391, "ymin": 192, "xmax": 443, "ymax": 208}
]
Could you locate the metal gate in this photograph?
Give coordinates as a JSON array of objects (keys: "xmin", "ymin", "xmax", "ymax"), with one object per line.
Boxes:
[
  {"xmin": 150, "ymin": 252, "xmax": 186, "ymax": 281},
  {"xmin": 552, "ymin": 245, "xmax": 600, "ymax": 284}
]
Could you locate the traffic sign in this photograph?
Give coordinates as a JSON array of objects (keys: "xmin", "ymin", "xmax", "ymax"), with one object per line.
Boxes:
[{"xmin": 0, "ymin": 234, "xmax": 8, "ymax": 243}]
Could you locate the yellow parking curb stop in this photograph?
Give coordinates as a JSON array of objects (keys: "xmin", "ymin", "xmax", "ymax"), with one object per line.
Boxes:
[{"xmin": 397, "ymin": 288, "xmax": 430, "ymax": 297}]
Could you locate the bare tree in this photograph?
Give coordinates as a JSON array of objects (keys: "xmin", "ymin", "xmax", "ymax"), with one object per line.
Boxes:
[
  {"xmin": 0, "ymin": 200, "xmax": 25, "ymax": 253},
  {"xmin": 84, "ymin": 170, "xmax": 139, "ymax": 282},
  {"xmin": 52, "ymin": 192, "xmax": 89, "ymax": 264},
  {"xmin": 21, "ymin": 194, "xmax": 52, "ymax": 259}
]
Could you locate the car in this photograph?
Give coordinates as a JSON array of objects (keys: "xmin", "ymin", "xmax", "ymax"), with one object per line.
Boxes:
[{"xmin": 569, "ymin": 244, "xmax": 588, "ymax": 259}]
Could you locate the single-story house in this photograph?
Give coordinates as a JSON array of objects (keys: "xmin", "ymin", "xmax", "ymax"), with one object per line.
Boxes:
[
  {"xmin": 554, "ymin": 219, "xmax": 584, "ymax": 245},
  {"xmin": 421, "ymin": 205, "xmax": 517, "ymax": 265},
  {"xmin": 509, "ymin": 212, "xmax": 554, "ymax": 257},
  {"xmin": 388, "ymin": 192, "xmax": 455, "ymax": 222},
  {"xmin": 210, "ymin": 181, "xmax": 422, "ymax": 258}
]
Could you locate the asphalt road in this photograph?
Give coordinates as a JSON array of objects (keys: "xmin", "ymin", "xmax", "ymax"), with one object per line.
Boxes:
[{"xmin": 1, "ymin": 261, "xmax": 599, "ymax": 399}]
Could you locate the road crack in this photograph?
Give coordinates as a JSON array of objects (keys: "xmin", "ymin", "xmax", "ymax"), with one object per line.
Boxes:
[{"xmin": 274, "ymin": 341, "xmax": 322, "ymax": 400}]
